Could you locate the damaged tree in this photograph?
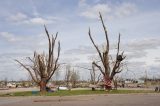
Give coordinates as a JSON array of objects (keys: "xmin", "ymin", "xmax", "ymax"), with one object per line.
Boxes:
[
  {"xmin": 90, "ymin": 62, "xmax": 101, "ymax": 85},
  {"xmin": 15, "ymin": 26, "xmax": 60, "ymax": 92},
  {"xmin": 70, "ymin": 70, "xmax": 79, "ymax": 88},
  {"xmin": 64, "ymin": 65, "xmax": 72, "ymax": 88},
  {"xmin": 64, "ymin": 65, "xmax": 79, "ymax": 88},
  {"xmin": 75, "ymin": 63, "xmax": 101, "ymax": 90},
  {"xmin": 88, "ymin": 13, "xmax": 126, "ymax": 90}
]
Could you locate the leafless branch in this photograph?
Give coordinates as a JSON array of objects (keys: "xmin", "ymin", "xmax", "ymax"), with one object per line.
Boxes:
[{"xmin": 15, "ymin": 59, "xmax": 39, "ymax": 84}]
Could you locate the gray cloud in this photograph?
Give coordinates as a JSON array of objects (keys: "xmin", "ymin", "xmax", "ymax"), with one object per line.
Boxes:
[
  {"xmin": 126, "ymin": 51, "xmax": 147, "ymax": 60},
  {"xmin": 154, "ymin": 57, "xmax": 160, "ymax": 63},
  {"xmin": 79, "ymin": 2, "xmax": 137, "ymax": 20},
  {"xmin": 125, "ymin": 38, "xmax": 160, "ymax": 52},
  {"xmin": 59, "ymin": 57, "xmax": 80, "ymax": 64},
  {"xmin": 126, "ymin": 61, "xmax": 146, "ymax": 69},
  {"xmin": 6, "ymin": 12, "xmax": 28, "ymax": 22},
  {"xmin": 0, "ymin": 31, "xmax": 51, "ymax": 53},
  {"xmin": 64, "ymin": 45, "xmax": 96, "ymax": 55},
  {"xmin": 0, "ymin": 32, "xmax": 22, "ymax": 42},
  {"xmin": 6, "ymin": 12, "xmax": 58, "ymax": 25},
  {"xmin": 64, "ymin": 37, "xmax": 160, "ymax": 61},
  {"xmin": 61, "ymin": 37, "xmax": 160, "ymax": 79},
  {"xmin": 147, "ymin": 65, "xmax": 160, "ymax": 78}
]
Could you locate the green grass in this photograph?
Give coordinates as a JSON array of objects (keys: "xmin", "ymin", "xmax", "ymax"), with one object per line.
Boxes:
[{"xmin": 0, "ymin": 89, "xmax": 156, "ymax": 97}]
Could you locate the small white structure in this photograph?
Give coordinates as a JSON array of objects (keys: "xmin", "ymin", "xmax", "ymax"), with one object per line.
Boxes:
[
  {"xmin": 7, "ymin": 83, "xmax": 16, "ymax": 88},
  {"xmin": 89, "ymin": 84, "xmax": 97, "ymax": 88},
  {"xmin": 137, "ymin": 80, "xmax": 145, "ymax": 84},
  {"xmin": 58, "ymin": 86, "xmax": 68, "ymax": 90}
]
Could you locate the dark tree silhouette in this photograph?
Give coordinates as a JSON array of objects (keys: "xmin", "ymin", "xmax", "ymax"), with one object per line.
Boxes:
[
  {"xmin": 15, "ymin": 26, "xmax": 60, "ymax": 92},
  {"xmin": 88, "ymin": 13, "xmax": 126, "ymax": 90}
]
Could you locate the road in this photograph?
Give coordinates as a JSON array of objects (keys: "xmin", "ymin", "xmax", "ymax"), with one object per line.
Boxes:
[{"xmin": 0, "ymin": 94, "xmax": 160, "ymax": 106}]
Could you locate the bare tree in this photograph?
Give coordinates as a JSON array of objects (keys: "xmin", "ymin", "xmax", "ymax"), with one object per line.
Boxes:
[
  {"xmin": 4, "ymin": 77, "xmax": 8, "ymax": 87},
  {"xmin": 70, "ymin": 69, "xmax": 79, "ymax": 88},
  {"xmin": 64, "ymin": 65, "xmax": 72, "ymax": 87},
  {"xmin": 90, "ymin": 62, "xmax": 101, "ymax": 85},
  {"xmin": 74, "ymin": 63, "xmax": 101, "ymax": 85},
  {"xmin": 64, "ymin": 65, "xmax": 80, "ymax": 88},
  {"xmin": 88, "ymin": 12, "xmax": 126, "ymax": 90},
  {"xmin": 15, "ymin": 26, "xmax": 60, "ymax": 92}
]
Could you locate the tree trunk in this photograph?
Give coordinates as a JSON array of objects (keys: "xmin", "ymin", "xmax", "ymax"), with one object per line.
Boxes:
[
  {"xmin": 113, "ymin": 79, "xmax": 118, "ymax": 90},
  {"xmin": 72, "ymin": 81, "xmax": 76, "ymax": 88},
  {"xmin": 103, "ymin": 76, "xmax": 112, "ymax": 90},
  {"xmin": 39, "ymin": 78, "xmax": 47, "ymax": 92}
]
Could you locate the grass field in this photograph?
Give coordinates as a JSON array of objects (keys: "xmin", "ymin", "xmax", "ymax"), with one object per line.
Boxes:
[{"xmin": 0, "ymin": 89, "xmax": 156, "ymax": 97}]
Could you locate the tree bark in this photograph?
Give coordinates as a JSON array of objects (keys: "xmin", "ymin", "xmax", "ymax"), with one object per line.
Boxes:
[
  {"xmin": 39, "ymin": 78, "xmax": 47, "ymax": 92},
  {"xmin": 104, "ymin": 76, "xmax": 112, "ymax": 90}
]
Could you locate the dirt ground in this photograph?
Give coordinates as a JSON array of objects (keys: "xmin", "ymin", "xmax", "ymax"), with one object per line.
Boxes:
[{"xmin": 0, "ymin": 94, "xmax": 160, "ymax": 106}]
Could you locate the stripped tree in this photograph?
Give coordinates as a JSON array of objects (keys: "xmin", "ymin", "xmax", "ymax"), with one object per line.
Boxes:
[
  {"xmin": 64, "ymin": 65, "xmax": 72, "ymax": 88},
  {"xmin": 75, "ymin": 63, "xmax": 101, "ymax": 90},
  {"xmin": 88, "ymin": 13, "xmax": 126, "ymax": 90},
  {"xmin": 69, "ymin": 69, "xmax": 79, "ymax": 88},
  {"xmin": 15, "ymin": 26, "xmax": 60, "ymax": 92},
  {"xmin": 90, "ymin": 62, "xmax": 101, "ymax": 85},
  {"xmin": 64, "ymin": 65, "xmax": 80, "ymax": 88}
]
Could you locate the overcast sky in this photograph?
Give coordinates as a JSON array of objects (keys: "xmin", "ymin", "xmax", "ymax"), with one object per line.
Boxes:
[{"xmin": 0, "ymin": 0, "xmax": 160, "ymax": 81}]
